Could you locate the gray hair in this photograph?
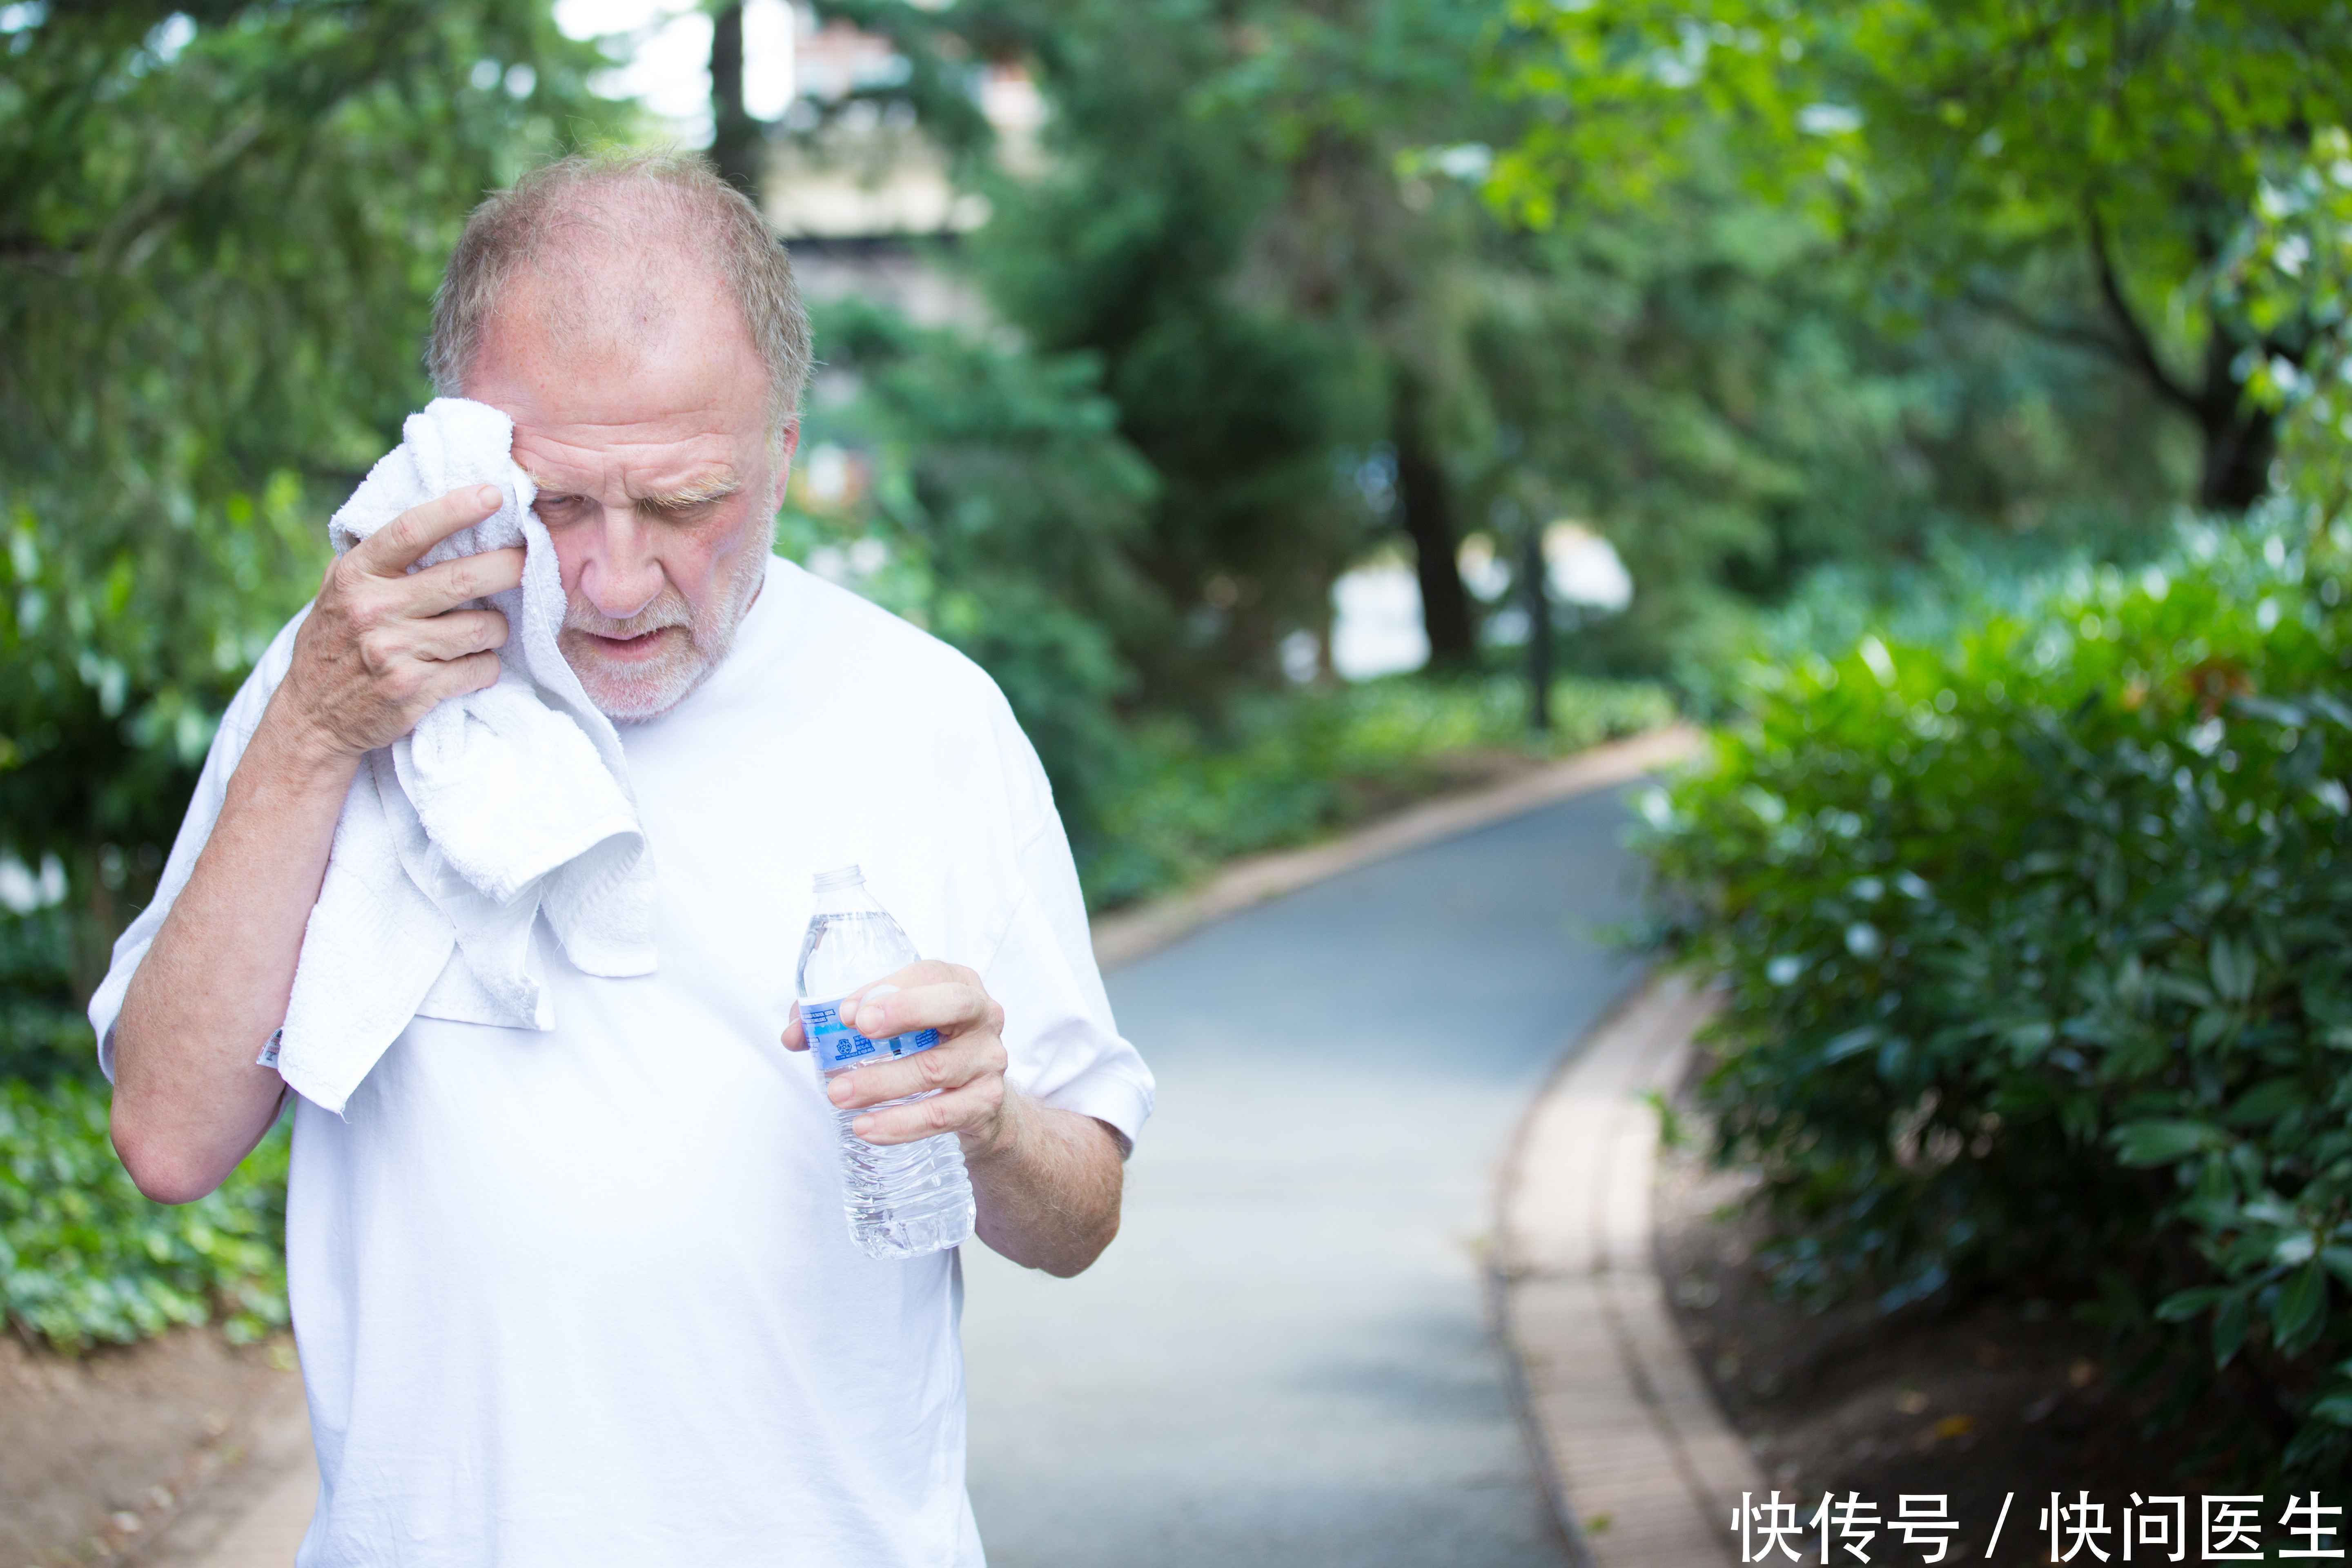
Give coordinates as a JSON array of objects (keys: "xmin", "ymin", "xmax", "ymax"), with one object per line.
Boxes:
[{"xmin": 427, "ymin": 149, "xmax": 812, "ymax": 439}]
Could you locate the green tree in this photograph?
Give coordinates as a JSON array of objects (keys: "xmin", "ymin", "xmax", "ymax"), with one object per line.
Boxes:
[
  {"xmin": 962, "ymin": 0, "xmax": 1377, "ymax": 699},
  {"xmin": 2225, "ymin": 127, "xmax": 2352, "ymax": 526},
  {"xmin": 810, "ymin": 0, "xmax": 1380, "ymax": 704},
  {"xmin": 1004, "ymin": 0, "xmax": 2195, "ymax": 684},
  {"xmin": 1200, "ymin": 0, "xmax": 1517, "ymax": 668},
  {"xmin": 1458, "ymin": 146, "xmax": 2192, "ymax": 679},
  {"xmin": 804, "ymin": 0, "xmax": 2209, "ymax": 690},
  {"xmin": 1219, "ymin": 3, "xmax": 2192, "ymax": 679},
  {"xmin": 1491, "ymin": 0, "xmax": 2352, "ymax": 512}
]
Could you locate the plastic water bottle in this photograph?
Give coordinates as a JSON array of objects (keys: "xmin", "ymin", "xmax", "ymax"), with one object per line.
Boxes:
[{"xmin": 795, "ymin": 865, "xmax": 975, "ymax": 1260}]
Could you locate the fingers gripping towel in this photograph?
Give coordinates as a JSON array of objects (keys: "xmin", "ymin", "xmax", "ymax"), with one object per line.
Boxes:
[{"xmin": 281, "ymin": 397, "xmax": 657, "ymax": 1116}]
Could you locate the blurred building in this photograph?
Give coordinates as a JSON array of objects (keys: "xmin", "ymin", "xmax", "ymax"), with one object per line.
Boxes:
[{"xmin": 763, "ymin": 4, "xmax": 1042, "ymax": 328}]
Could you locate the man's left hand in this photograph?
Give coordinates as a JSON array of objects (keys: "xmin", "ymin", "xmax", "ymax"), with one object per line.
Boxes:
[{"xmin": 780, "ymin": 960, "xmax": 1019, "ymax": 1160}]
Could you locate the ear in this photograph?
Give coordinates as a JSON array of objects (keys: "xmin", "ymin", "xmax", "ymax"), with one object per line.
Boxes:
[{"xmin": 766, "ymin": 419, "xmax": 801, "ymax": 513}]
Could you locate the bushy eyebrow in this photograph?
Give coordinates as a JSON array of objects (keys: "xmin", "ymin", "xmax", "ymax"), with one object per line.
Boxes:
[
  {"xmin": 637, "ymin": 472, "xmax": 741, "ymax": 511},
  {"xmin": 523, "ymin": 468, "xmax": 742, "ymax": 512}
]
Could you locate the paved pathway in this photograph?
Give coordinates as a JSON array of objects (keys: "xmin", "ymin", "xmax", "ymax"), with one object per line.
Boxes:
[{"xmin": 961, "ymin": 784, "xmax": 1653, "ymax": 1568}]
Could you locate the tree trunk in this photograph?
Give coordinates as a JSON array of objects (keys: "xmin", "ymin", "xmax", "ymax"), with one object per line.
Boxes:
[
  {"xmin": 709, "ymin": 4, "xmax": 764, "ymax": 200},
  {"xmin": 1522, "ymin": 525, "xmax": 1552, "ymax": 733},
  {"xmin": 1390, "ymin": 372, "xmax": 1477, "ymax": 669},
  {"xmin": 2194, "ymin": 329, "xmax": 2281, "ymax": 512},
  {"xmin": 2078, "ymin": 216, "xmax": 2281, "ymax": 515}
]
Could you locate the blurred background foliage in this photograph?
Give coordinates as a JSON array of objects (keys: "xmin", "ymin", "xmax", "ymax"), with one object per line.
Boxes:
[
  {"xmin": 0, "ymin": 0, "xmax": 2348, "ymax": 1442},
  {"xmin": 3, "ymin": 0, "xmax": 623, "ymax": 998},
  {"xmin": 1491, "ymin": 0, "xmax": 2352, "ymax": 514},
  {"xmin": 777, "ymin": 294, "xmax": 1159, "ymax": 849},
  {"xmin": 828, "ymin": 0, "xmax": 2215, "ymax": 691}
]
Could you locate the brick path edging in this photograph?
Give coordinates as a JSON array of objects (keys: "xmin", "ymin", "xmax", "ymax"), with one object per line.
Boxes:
[{"xmin": 1494, "ymin": 973, "xmax": 1762, "ymax": 1568}]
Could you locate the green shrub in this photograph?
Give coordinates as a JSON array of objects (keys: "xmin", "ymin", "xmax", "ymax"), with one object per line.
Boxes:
[
  {"xmin": 0, "ymin": 858, "xmax": 293, "ymax": 1353},
  {"xmin": 0, "ymin": 901, "xmax": 94, "ymax": 1086},
  {"xmin": 0, "ymin": 892, "xmax": 291, "ymax": 1352},
  {"xmin": 1639, "ymin": 513, "xmax": 2352, "ymax": 1480},
  {"xmin": 0, "ymin": 1071, "xmax": 289, "ymax": 1352},
  {"xmin": 1084, "ymin": 672, "xmax": 1673, "ymax": 908}
]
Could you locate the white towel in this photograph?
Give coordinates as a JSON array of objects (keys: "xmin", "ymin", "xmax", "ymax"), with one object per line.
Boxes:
[{"xmin": 277, "ymin": 397, "xmax": 656, "ymax": 1116}]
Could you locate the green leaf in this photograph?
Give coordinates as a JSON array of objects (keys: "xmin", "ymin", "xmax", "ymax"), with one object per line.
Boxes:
[
  {"xmin": 2190, "ymin": 1008, "xmax": 2238, "ymax": 1051},
  {"xmin": 2226, "ymin": 1078, "xmax": 2307, "ymax": 1127},
  {"xmin": 2274, "ymin": 1261, "xmax": 2331, "ymax": 1355},
  {"xmin": 2215, "ymin": 1291, "xmax": 2251, "ymax": 1368},
  {"xmin": 2209, "ymin": 935, "xmax": 2256, "ymax": 1003},
  {"xmin": 1821, "ymin": 1025, "xmax": 1880, "ymax": 1064},
  {"xmin": 2156, "ymin": 1285, "xmax": 2229, "ymax": 1322},
  {"xmin": 2003, "ymin": 1019, "xmax": 2055, "ymax": 1057},
  {"xmin": 2111, "ymin": 1120, "xmax": 2222, "ymax": 1167}
]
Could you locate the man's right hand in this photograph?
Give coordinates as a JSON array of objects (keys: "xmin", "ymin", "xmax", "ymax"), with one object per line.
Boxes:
[
  {"xmin": 270, "ymin": 484, "xmax": 525, "ymax": 762},
  {"xmin": 109, "ymin": 486, "xmax": 526, "ymax": 1200},
  {"xmin": 110, "ymin": 486, "xmax": 527, "ymax": 1203}
]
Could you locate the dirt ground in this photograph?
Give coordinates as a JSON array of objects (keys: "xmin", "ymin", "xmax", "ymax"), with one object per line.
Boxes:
[
  {"xmin": 1, "ymin": 1325, "xmax": 308, "ymax": 1566},
  {"xmin": 1650, "ymin": 1079, "xmax": 2239, "ymax": 1565}
]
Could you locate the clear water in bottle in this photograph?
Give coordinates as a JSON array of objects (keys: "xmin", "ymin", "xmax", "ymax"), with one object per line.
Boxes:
[{"xmin": 794, "ymin": 865, "xmax": 975, "ymax": 1260}]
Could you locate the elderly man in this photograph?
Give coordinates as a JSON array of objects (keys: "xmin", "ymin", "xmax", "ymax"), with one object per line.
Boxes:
[{"xmin": 89, "ymin": 151, "xmax": 1153, "ymax": 1566}]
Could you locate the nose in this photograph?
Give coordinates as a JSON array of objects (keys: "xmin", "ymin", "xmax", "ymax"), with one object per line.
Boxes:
[{"xmin": 572, "ymin": 504, "xmax": 665, "ymax": 621}]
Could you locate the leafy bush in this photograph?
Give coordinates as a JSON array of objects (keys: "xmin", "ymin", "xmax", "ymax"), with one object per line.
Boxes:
[
  {"xmin": 1, "ymin": 1073, "xmax": 290, "ymax": 1352},
  {"xmin": 0, "ymin": 899, "xmax": 92, "ymax": 1086},
  {"xmin": 1085, "ymin": 672, "xmax": 1673, "ymax": 908},
  {"xmin": 1639, "ymin": 512, "xmax": 2352, "ymax": 1480},
  {"xmin": 0, "ymin": 870, "xmax": 291, "ymax": 1353},
  {"xmin": 1668, "ymin": 515, "xmax": 2178, "ymax": 719}
]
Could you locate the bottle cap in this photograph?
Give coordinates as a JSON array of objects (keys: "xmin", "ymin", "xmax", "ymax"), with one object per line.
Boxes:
[{"xmin": 812, "ymin": 864, "xmax": 864, "ymax": 892}]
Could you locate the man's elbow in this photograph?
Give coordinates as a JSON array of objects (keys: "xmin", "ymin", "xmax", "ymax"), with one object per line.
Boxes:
[
  {"xmin": 109, "ymin": 1102, "xmax": 228, "ymax": 1205},
  {"xmin": 1042, "ymin": 1208, "xmax": 1120, "ymax": 1279}
]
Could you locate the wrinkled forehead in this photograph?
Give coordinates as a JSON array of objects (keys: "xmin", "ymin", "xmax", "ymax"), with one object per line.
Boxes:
[{"xmin": 467, "ymin": 250, "xmax": 771, "ymax": 477}]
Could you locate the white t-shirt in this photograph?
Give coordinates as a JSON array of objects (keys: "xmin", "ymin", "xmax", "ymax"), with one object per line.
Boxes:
[{"xmin": 87, "ymin": 556, "xmax": 1154, "ymax": 1568}]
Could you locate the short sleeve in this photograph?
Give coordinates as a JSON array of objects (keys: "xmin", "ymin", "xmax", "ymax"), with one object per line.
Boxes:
[
  {"xmin": 978, "ymin": 727, "xmax": 1154, "ymax": 1155},
  {"xmin": 86, "ymin": 612, "xmax": 307, "ymax": 1083}
]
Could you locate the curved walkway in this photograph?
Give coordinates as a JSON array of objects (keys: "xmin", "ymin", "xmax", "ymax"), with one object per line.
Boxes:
[{"xmin": 962, "ymin": 764, "xmax": 1671, "ymax": 1566}]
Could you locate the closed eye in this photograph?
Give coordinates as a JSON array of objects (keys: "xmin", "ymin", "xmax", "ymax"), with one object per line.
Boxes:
[{"xmin": 640, "ymin": 483, "xmax": 739, "ymax": 520}]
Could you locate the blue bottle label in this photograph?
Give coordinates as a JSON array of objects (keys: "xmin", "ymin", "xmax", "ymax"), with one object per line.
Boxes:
[{"xmin": 802, "ymin": 996, "xmax": 942, "ymax": 1074}]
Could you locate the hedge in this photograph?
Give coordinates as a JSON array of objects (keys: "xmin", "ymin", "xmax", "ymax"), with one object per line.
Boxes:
[
  {"xmin": 1638, "ymin": 515, "xmax": 2352, "ymax": 1480},
  {"xmin": 1, "ymin": 1073, "xmax": 289, "ymax": 1351}
]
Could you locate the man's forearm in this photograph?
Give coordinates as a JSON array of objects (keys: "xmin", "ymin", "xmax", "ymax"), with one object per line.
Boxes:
[
  {"xmin": 966, "ymin": 1095, "xmax": 1125, "ymax": 1277},
  {"xmin": 110, "ymin": 708, "xmax": 356, "ymax": 1203}
]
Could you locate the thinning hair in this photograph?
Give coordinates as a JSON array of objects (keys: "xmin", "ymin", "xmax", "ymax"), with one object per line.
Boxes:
[{"xmin": 426, "ymin": 150, "xmax": 812, "ymax": 439}]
